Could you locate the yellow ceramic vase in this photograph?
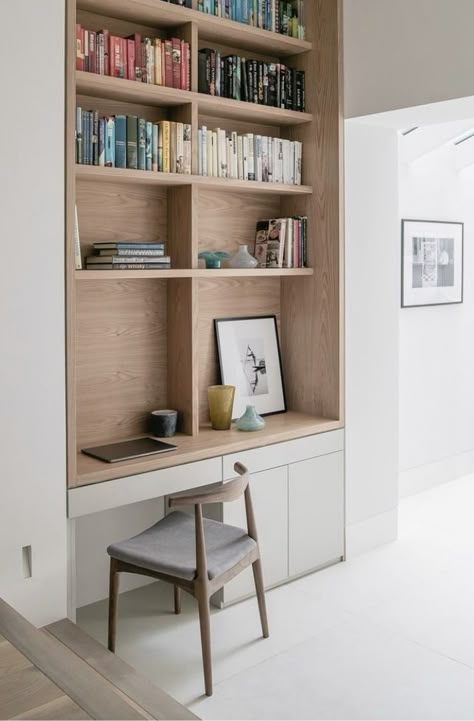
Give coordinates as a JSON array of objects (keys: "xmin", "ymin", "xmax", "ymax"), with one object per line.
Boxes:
[{"xmin": 208, "ymin": 385, "xmax": 236, "ymax": 431}]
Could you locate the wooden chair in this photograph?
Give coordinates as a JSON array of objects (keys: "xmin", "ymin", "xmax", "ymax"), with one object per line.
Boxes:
[{"xmin": 106, "ymin": 462, "xmax": 269, "ymax": 696}]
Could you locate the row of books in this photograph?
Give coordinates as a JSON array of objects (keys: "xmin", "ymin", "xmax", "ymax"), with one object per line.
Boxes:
[
  {"xmin": 198, "ymin": 127, "xmax": 302, "ymax": 185},
  {"xmin": 198, "ymin": 49, "xmax": 305, "ymax": 111},
  {"xmin": 85, "ymin": 242, "xmax": 171, "ymax": 270},
  {"xmin": 76, "ymin": 110, "xmax": 192, "ymax": 173},
  {"xmin": 76, "ymin": 26, "xmax": 191, "ymax": 90},
  {"xmin": 255, "ymin": 216, "xmax": 307, "ymax": 268},
  {"xmin": 197, "ymin": 0, "xmax": 305, "ymax": 39}
]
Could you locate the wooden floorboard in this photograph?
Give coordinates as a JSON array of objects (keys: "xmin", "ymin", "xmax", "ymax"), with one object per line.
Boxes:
[
  {"xmin": 45, "ymin": 619, "xmax": 198, "ymax": 720},
  {"xmin": 12, "ymin": 695, "xmax": 91, "ymax": 720}
]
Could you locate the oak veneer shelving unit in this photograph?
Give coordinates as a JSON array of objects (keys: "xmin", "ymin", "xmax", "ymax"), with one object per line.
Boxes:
[{"xmin": 66, "ymin": 0, "xmax": 344, "ymax": 489}]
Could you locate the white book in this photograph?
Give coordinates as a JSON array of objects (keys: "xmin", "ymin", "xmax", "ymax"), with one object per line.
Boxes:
[
  {"xmin": 211, "ymin": 131, "xmax": 218, "ymax": 177},
  {"xmin": 198, "ymin": 129, "xmax": 203, "ymax": 175},
  {"xmin": 285, "ymin": 217, "xmax": 293, "ymax": 268},
  {"xmin": 176, "ymin": 122, "xmax": 184, "ymax": 174},
  {"xmin": 243, "ymin": 135, "xmax": 249, "ymax": 181},
  {"xmin": 226, "ymin": 137, "xmax": 233, "ymax": 179},
  {"xmin": 275, "ymin": 139, "xmax": 284, "ymax": 184},
  {"xmin": 282, "ymin": 139, "xmax": 291, "ymax": 184},
  {"xmin": 262, "ymin": 136, "xmax": 269, "ymax": 182},
  {"xmin": 254, "ymin": 135, "xmax": 263, "ymax": 182},
  {"xmin": 295, "ymin": 141, "xmax": 302, "ymax": 185},
  {"xmin": 289, "ymin": 142, "xmax": 296, "ymax": 185},
  {"xmin": 208, "ymin": 131, "xmax": 214, "ymax": 176},
  {"xmin": 268, "ymin": 137, "xmax": 273, "ymax": 183},
  {"xmin": 201, "ymin": 126, "xmax": 208, "ymax": 176},
  {"xmin": 231, "ymin": 131, "xmax": 238, "ymax": 179},
  {"xmin": 237, "ymin": 135, "xmax": 244, "ymax": 179},
  {"xmin": 217, "ymin": 128, "xmax": 227, "ymax": 178},
  {"xmin": 183, "ymin": 124, "xmax": 192, "ymax": 175},
  {"xmin": 246, "ymin": 133, "xmax": 255, "ymax": 180}
]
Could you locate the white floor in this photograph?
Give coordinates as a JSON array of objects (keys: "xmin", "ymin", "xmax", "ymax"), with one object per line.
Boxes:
[{"xmin": 77, "ymin": 474, "xmax": 474, "ymax": 719}]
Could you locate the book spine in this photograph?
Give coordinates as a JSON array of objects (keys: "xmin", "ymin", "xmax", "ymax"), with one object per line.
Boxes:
[
  {"xmin": 211, "ymin": 131, "xmax": 218, "ymax": 177},
  {"xmin": 127, "ymin": 116, "xmax": 138, "ymax": 169},
  {"xmin": 152, "ymin": 123, "xmax": 159, "ymax": 171},
  {"xmin": 86, "ymin": 263, "xmax": 171, "ymax": 270},
  {"xmin": 127, "ymin": 39, "xmax": 136, "ymax": 80},
  {"xmin": 171, "ymin": 37, "xmax": 181, "ymax": 89},
  {"xmin": 183, "ymin": 123, "xmax": 192, "ymax": 174},
  {"xmin": 105, "ymin": 116, "xmax": 115, "ymax": 167},
  {"xmin": 154, "ymin": 38, "xmax": 162, "ymax": 85},
  {"xmin": 201, "ymin": 126, "xmax": 207, "ymax": 176},
  {"xmin": 176, "ymin": 122, "xmax": 184, "ymax": 173},
  {"xmin": 115, "ymin": 115, "xmax": 127, "ymax": 168},
  {"xmin": 109, "ymin": 36, "xmax": 120, "ymax": 77},
  {"xmin": 76, "ymin": 24, "xmax": 83, "ymax": 71},
  {"xmin": 97, "ymin": 32, "xmax": 104, "ymax": 74},
  {"xmin": 89, "ymin": 31, "xmax": 96, "ymax": 73},
  {"xmin": 217, "ymin": 128, "xmax": 227, "ymax": 178},
  {"xmin": 83, "ymin": 29, "xmax": 89, "ymax": 72},
  {"xmin": 231, "ymin": 131, "xmax": 238, "ymax": 179},
  {"xmin": 92, "ymin": 110, "xmax": 99, "ymax": 165},
  {"xmin": 76, "ymin": 106, "xmax": 83, "ymax": 164},
  {"xmin": 255, "ymin": 134, "xmax": 262, "ymax": 182},
  {"xmin": 102, "ymin": 29, "xmax": 110, "ymax": 75},
  {"xmin": 145, "ymin": 121, "xmax": 153, "ymax": 171},
  {"xmin": 102, "ymin": 248, "xmax": 166, "ymax": 257},
  {"xmin": 164, "ymin": 40, "xmax": 173, "ymax": 87},
  {"xmin": 137, "ymin": 117, "xmax": 146, "ymax": 170},
  {"xmin": 98, "ymin": 117, "xmax": 105, "ymax": 166},
  {"xmin": 180, "ymin": 39, "xmax": 186, "ymax": 90},
  {"xmin": 161, "ymin": 121, "xmax": 171, "ymax": 173},
  {"xmin": 247, "ymin": 133, "xmax": 255, "ymax": 180}
]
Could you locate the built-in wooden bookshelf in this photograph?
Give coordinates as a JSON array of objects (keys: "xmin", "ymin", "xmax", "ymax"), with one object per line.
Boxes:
[{"xmin": 66, "ymin": 0, "xmax": 344, "ymax": 488}]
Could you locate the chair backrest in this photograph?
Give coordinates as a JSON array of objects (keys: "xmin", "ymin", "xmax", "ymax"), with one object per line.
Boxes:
[{"xmin": 168, "ymin": 463, "xmax": 249, "ymax": 508}]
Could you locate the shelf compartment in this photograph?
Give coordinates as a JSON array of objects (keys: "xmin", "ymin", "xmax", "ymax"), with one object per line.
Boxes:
[
  {"xmin": 76, "ymin": 164, "xmax": 313, "ymax": 195},
  {"xmin": 75, "ymin": 268, "xmax": 314, "ymax": 279},
  {"xmin": 77, "ymin": 0, "xmax": 312, "ymax": 57},
  {"xmin": 73, "ymin": 412, "xmax": 343, "ymax": 487},
  {"xmin": 76, "ymin": 71, "xmax": 313, "ymax": 126}
]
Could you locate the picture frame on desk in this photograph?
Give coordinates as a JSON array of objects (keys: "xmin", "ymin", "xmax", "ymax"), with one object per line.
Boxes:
[{"xmin": 215, "ymin": 315, "xmax": 287, "ymax": 420}]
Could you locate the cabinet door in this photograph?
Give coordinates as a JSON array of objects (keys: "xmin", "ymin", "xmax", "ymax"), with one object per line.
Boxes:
[
  {"xmin": 289, "ymin": 452, "xmax": 344, "ymax": 578},
  {"xmin": 221, "ymin": 465, "xmax": 288, "ymax": 604}
]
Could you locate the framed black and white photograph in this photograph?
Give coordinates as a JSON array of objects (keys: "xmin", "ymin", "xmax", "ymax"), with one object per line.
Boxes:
[
  {"xmin": 214, "ymin": 316, "xmax": 286, "ymax": 419},
  {"xmin": 401, "ymin": 219, "xmax": 464, "ymax": 308}
]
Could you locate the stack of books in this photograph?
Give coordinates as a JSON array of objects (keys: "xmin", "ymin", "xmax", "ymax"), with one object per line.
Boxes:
[
  {"xmin": 76, "ymin": 110, "xmax": 192, "ymax": 173},
  {"xmin": 198, "ymin": 49, "xmax": 305, "ymax": 111},
  {"xmin": 254, "ymin": 217, "xmax": 307, "ymax": 268},
  {"xmin": 198, "ymin": 0, "xmax": 305, "ymax": 38},
  {"xmin": 85, "ymin": 242, "xmax": 171, "ymax": 270},
  {"xmin": 76, "ymin": 27, "xmax": 191, "ymax": 90},
  {"xmin": 198, "ymin": 127, "xmax": 302, "ymax": 184}
]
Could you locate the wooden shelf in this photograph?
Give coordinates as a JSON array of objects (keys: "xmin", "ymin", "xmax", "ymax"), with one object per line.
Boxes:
[
  {"xmin": 73, "ymin": 412, "xmax": 343, "ymax": 487},
  {"xmin": 77, "ymin": 0, "xmax": 312, "ymax": 57},
  {"xmin": 75, "ymin": 164, "xmax": 313, "ymax": 195},
  {"xmin": 75, "ymin": 268, "xmax": 314, "ymax": 280},
  {"xmin": 76, "ymin": 71, "xmax": 313, "ymax": 127}
]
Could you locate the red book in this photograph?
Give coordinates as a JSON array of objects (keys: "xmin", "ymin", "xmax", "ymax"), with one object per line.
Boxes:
[
  {"xmin": 120, "ymin": 37, "xmax": 127, "ymax": 79},
  {"xmin": 109, "ymin": 36, "xmax": 121, "ymax": 77},
  {"xmin": 89, "ymin": 31, "xmax": 96, "ymax": 74},
  {"xmin": 76, "ymin": 24, "xmax": 83, "ymax": 71},
  {"xmin": 127, "ymin": 39, "xmax": 135, "ymax": 80},
  {"xmin": 180, "ymin": 40, "xmax": 186, "ymax": 90},
  {"xmin": 164, "ymin": 40, "xmax": 173, "ymax": 87},
  {"xmin": 83, "ymin": 29, "xmax": 89, "ymax": 72},
  {"xmin": 126, "ymin": 33, "xmax": 141, "ymax": 80},
  {"xmin": 102, "ymin": 29, "xmax": 110, "ymax": 75},
  {"xmin": 171, "ymin": 37, "xmax": 181, "ymax": 89}
]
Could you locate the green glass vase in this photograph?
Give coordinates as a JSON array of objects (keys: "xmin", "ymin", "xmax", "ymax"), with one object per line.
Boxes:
[
  {"xmin": 236, "ymin": 405, "xmax": 266, "ymax": 431},
  {"xmin": 208, "ymin": 385, "xmax": 235, "ymax": 430}
]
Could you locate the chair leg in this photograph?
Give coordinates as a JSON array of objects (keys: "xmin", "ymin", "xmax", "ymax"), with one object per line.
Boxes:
[
  {"xmin": 174, "ymin": 585, "xmax": 182, "ymax": 615},
  {"xmin": 252, "ymin": 558, "xmax": 269, "ymax": 638},
  {"xmin": 197, "ymin": 594, "xmax": 213, "ymax": 696},
  {"xmin": 108, "ymin": 559, "xmax": 120, "ymax": 653}
]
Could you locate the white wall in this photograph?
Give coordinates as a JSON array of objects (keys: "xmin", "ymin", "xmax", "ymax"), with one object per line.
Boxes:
[
  {"xmin": 345, "ymin": 121, "xmax": 400, "ymax": 556},
  {"xmin": 399, "ymin": 135, "xmax": 474, "ymax": 496},
  {"xmin": 0, "ymin": 0, "xmax": 67, "ymax": 625},
  {"xmin": 344, "ymin": 0, "xmax": 474, "ymax": 119}
]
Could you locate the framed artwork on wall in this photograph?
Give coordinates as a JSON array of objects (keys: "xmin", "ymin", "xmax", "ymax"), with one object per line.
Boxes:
[
  {"xmin": 214, "ymin": 315, "xmax": 287, "ymax": 420},
  {"xmin": 401, "ymin": 219, "xmax": 464, "ymax": 308}
]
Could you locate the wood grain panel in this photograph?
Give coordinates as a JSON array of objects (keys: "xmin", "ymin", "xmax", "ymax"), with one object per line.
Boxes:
[
  {"xmin": 12, "ymin": 695, "xmax": 91, "ymax": 720},
  {"xmin": 77, "ymin": 8, "xmax": 166, "ymax": 38},
  {"xmin": 76, "ymin": 279, "xmax": 167, "ymax": 447},
  {"xmin": 198, "ymin": 277, "xmax": 280, "ymax": 424},
  {"xmin": 76, "ymin": 94, "xmax": 170, "ymax": 123},
  {"xmin": 198, "ymin": 113, "xmax": 281, "ymax": 139},
  {"xmin": 76, "ymin": 180, "xmax": 167, "ymax": 258},
  {"xmin": 280, "ymin": 0, "xmax": 343, "ymax": 421},
  {"xmin": 198, "ymin": 189, "xmax": 281, "ymax": 256}
]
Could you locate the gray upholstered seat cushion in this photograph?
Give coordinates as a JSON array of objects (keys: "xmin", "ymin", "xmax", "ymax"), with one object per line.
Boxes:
[{"xmin": 107, "ymin": 511, "xmax": 257, "ymax": 582}]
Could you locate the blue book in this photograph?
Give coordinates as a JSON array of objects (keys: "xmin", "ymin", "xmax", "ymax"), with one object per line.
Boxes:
[
  {"xmin": 98, "ymin": 118, "xmax": 105, "ymax": 166},
  {"xmin": 146, "ymin": 121, "xmax": 153, "ymax": 171},
  {"xmin": 138, "ymin": 118, "xmax": 146, "ymax": 171},
  {"xmin": 115, "ymin": 115, "xmax": 127, "ymax": 169},
  {"xmin": 105, "ymin": 117, "xmax": 115, "ymax": 167}
]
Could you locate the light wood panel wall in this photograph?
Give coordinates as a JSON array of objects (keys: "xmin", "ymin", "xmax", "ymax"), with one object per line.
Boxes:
[
  {"xmin": 198, "ymin": 277, "xmax": 281, "ymax": 424},
  {"xmin": 76, "ymin": 279, "xmax": 168, "ymax": 447}
]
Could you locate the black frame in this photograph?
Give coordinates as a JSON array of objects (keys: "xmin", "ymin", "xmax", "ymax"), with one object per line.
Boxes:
[
  {"xmin": 401, "ymin": 218, "xmax": 464, "ymax": 308},
  {"xmin": 214, "ymin": 315, "xmax": 287, "ymax": 418}
]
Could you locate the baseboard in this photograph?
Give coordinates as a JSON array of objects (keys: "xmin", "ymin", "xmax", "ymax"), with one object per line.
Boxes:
[
  {"xmin": 399, "ymin": 449, "xmax": 474, "ymax": 498},
  {"xmin": 345, "ymin": 508, "xmax": 398, "ymax": 559}
]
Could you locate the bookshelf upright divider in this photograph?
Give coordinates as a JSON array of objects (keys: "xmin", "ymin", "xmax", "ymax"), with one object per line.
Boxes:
[{"xmin": 66, "ymin": 0, "xmax": 344, "ymax": 489}]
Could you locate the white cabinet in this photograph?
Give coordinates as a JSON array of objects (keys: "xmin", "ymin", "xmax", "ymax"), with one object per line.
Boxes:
[
  {"xmin": 213, "ymin": 466, "xmax": 288, "ymax": 606},
  {"xmin": 289, "ymin": 452, "xmax": 345, "ymax": 577}
]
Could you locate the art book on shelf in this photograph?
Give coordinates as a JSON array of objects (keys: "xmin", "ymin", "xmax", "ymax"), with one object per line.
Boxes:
[{"xmin": 254, "ymin": 218, "xmax": 286, "ymax": 268}]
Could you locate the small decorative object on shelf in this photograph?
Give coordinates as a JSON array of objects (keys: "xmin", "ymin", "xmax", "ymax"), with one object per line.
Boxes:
[
  {"xmin": 208, "ymin": 385, "xmax": 236, "ymax": 430},
  {"xmin": 148, "ymin": 409, "xmax": 178, "ymax": 437},
  {"xmin": 215, "ymin": 315, "xmax": 286, "ymax": 419},
  {"xmin": 198, "ymin": 251, "xmax": 231, "ymax": 269},
  {"xmin": 228, "ymin": 245, "xmax": 258, "ymax": 269},
  {"xmin": 236, "ymin": 405, "xmax": 266, "ymax": 432}
]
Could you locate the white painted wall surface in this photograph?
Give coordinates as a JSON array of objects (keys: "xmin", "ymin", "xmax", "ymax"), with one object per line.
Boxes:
[
  {"xmin": 345, "ymin": 121, "xmax": 400, "ymax": 556},
  {"xmin": 399, "ymin": 134, "xmax": 474, "ymax": 496},
  {"xmin": 0, "ymin": 0, "xmax": 67, "ymax": 625},
  {"xmin": 344, "ymin": 0, "xmax": 474, "ymax": 119}
]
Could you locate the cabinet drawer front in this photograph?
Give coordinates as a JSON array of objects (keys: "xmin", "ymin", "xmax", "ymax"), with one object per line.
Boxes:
[
  {"xmin": 221, "ymin": 466, "xmax": 289, "ymax": 603},
  {"xmin": 289, "ymin": 452, "xmax": 345, "ymax": 577},
  {"xmin": 68, "ymin": 457, "xmax": 222, "ymax": 518},
  {"xmin": 223, "ymin": 429, "xmax": 344, "ymax": 479}
]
